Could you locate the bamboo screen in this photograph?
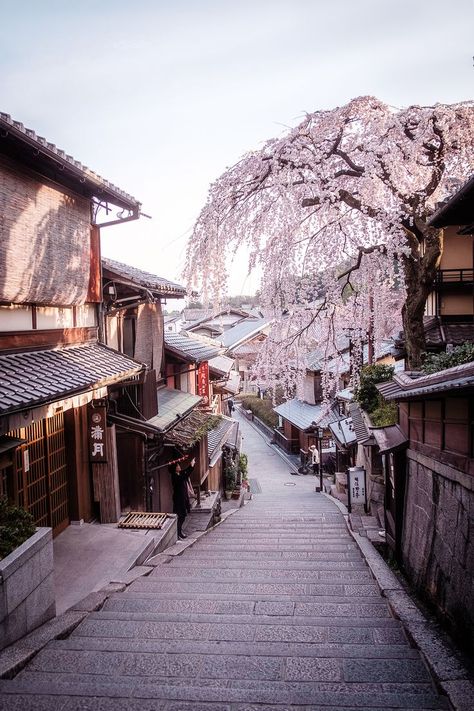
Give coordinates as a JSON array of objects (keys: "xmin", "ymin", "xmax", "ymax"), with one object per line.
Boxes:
[{"xmin": 0, "ymin": 163, "xmax": 91, "ymax": 305}]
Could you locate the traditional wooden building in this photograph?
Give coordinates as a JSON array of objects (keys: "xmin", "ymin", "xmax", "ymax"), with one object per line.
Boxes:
[
  {"xmin": 220, "ymin": 317, "xmax": 271, "ymax": 393},
  {"xmin": 0, "ymin": 112, "xmax": 143, "ymax": 533},
  {"xmin": 377, "ymin": 363, "xmax": 474, "ymax": 653}
]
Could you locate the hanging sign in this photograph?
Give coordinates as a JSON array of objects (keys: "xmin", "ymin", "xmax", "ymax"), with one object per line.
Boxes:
[
  {"xmin": 88, "ymin": 403, "xmax": 108, "ymax": 463},
  {"xmin": 197, "ymin": 362, "xmax": 210, "ymax": 405},
  {"xmin": 346, "ymin": 466, "xmax": 367, "ymax": 513}
]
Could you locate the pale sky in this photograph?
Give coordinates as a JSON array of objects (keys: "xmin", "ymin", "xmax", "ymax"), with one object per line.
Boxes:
[{"xmin": 1, "ymin": 0, "xmax": 473, "ymax": 297}]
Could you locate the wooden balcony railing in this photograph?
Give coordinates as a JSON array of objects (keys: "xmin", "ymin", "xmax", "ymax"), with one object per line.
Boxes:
[{"xmin": 435, "ymin": 269, "xmax": 474, "ymax": 286}]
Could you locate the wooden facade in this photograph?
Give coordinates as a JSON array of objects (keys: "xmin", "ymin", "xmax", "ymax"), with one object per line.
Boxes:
[{"xmin": 0, "ymin": 113, "xmax": 142, "ymax": 535}]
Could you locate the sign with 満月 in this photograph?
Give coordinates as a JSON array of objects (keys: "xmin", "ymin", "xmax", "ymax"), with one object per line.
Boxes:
[
  {"xmin": 346, "ymin": 466, "xmax": 367, "ymax": 513},
  {"xmin": 88, "ymin": 403, "xmax": 108, "ymax": 463}
]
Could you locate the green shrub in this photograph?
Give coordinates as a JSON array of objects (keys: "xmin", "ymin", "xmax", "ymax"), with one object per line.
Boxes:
[
  {"xmin": 354, "ymin": 364, "xmax": 397, "ymax": 426},
  {"xmin": 354, "ymin": 364, "xmax": 395, "ymax": 413},
  {"xmin": 238, "ymin": 395, "xmax": 279, "ymax": 428},
  {"xmin": 422, "ymin": 342, "xmax": 474, "ymax": 374},
  {"xmin": 238, "ymin": 453, "xmax": 248, "ymax": 480},
  {"xmin": 223, "ymin": 457, "xmax": 237, "ymax": 491},
  {"xmin": 0, "ymin": 498, "xmax": 36, "ymax": 560},
  {"xmin": 370, "ymin": 401, "xmax": 398, "ymax": 427}
]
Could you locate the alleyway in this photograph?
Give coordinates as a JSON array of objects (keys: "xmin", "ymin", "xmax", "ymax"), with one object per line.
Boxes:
[{"xmin": 0, "ymin": 414, "xmax": 447, "ymax": 710}]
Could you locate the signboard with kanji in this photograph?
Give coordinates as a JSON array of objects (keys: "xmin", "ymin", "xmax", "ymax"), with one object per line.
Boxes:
[
  {"xmin": 346, "ymin": 466, "xmax": 367, "ymax": 513},
  {"xmin": 197, "ymin": 362, "xmax": 210, "ymax": 406},
  {"xmin": 88, "ymin": 403, "xmax": 108, "ymax": 463}
]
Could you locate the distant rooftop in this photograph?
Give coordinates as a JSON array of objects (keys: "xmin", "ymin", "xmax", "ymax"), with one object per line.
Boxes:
[
  {"xmin": 102, "ymin": 257, "xmax": 186, "ymax": 297},
  {"xmin": 164, "ymin": 332, "xmax": 222, "ymax": 363},
  {"xmin": 221, "ymin": 318, "xmax": 271, "ymax": 350}
]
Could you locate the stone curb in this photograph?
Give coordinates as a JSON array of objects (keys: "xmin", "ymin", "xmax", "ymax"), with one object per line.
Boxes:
[
  {"xmin": 323, "ymin": 493, "xmax": 474, "ymax": 711},
  {"xmin": 0, "ymin": 610, "xmax": 88, "ymax": 679}
]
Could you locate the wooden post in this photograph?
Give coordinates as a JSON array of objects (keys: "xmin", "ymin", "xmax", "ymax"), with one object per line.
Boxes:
[{"xmin": 92, "ymin": 424, "xmax": 121, "ymax": 523}]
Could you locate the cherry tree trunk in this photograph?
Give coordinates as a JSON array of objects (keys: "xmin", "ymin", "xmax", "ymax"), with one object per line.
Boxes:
[{"xmin": 402, "ymin": 227, "xmax": 443, "ymax": 370}]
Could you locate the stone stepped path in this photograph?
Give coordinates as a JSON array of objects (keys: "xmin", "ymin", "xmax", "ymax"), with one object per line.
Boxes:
[{"xmin": 0, "ymin": 416, "xmax": 449, "ymax": 710}]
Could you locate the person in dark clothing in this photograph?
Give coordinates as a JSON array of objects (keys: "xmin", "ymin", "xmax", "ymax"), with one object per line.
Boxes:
[{"xmin": 170, "ymin": 457, "xmax": 195, "ymax": 539}]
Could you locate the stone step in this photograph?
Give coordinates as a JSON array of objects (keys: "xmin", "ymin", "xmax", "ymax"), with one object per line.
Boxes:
[
  {"xmin": 107, "ymin": 590, "xmax": 388, "ymax": 604},
  {"xmin": 193, "ymin": 543, "xmax": 358, "ymax": 551},
  {"xmin": 54, "ymin": 636, "xmax": 417, "ymax": 659},
  {"xmin": 149, "ymin": 567, "xmax": 375, "ymax": 582},
  {"xmin": 22, "ymin": 646, "xmax": 432, "ymax": 685},
  {"xmin": 128, "ymin": 579, "xmax": 381, "ymax": 597},
  {"xmin": 102, "ymin": 596, "xmax": 391, "ymax": 618},
  {"xmin": 87, "ymin": 609, "xmax": 403, "ymax": 628},
  {"xmin": 180, "ymin": 550, "xmax": 363, "ymax": 560},
  {"xmin": 0, "ymin": 676, "xmax": 449, "ymax": 709},
  {"xmin": 166, "ymin": 558, "xmax": 368, "ymax": 570},
  {"xmin": 72, "ymin": 615, "xmax": 407, "ymax": 644}
]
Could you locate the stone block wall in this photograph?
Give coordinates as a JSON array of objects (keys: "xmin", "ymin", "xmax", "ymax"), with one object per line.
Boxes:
[
  {"xmin": 402, "ymin": 449, "xmax": 474, "ymax": 652},
  {"xmin": 0, "ymin": 527, "xmax": 56, "ymax": 649}
]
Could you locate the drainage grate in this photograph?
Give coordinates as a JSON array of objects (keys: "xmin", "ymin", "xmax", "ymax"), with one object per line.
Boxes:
[
  {"xmin": 249, "ymin": 478, "xmax": 262, "ymax": 494},
  {"xmin": 118, "ymin": 512, "xmax": 168, "ymax": 529}
]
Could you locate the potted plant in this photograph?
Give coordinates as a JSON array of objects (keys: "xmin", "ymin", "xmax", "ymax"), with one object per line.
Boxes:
[{"xmin": 224, "ymin": 458, "xmax": 237, "ymax": 500}]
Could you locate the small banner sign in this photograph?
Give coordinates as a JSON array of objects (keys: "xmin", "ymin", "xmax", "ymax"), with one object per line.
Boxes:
[
  {"xmin": 346, "ymin": 466, "xmax": 367, "ymax": 513},
  {"xmin": 88, "ymin": 402, "xmax": 108, "ymax": 463},
  {"xmin": 197, "ymin": 362, "xmax": 210, "ymax": 405}
]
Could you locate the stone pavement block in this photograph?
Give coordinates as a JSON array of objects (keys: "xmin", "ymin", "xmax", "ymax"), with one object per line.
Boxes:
[
  {"xmin": 254, "ymin": 601, "xmax": 295, "ymax": 616},
  {"xmin": 103, "ymin": 597, "xmax": 255, "ymax": 615},
  {"xmin": 130, "ymin": 580, "xmax": 308, "ymax": 596},
  {"xmin": 255, "ymin": 625, "xmax": 328, "ymax": 644},
  {"xmin": 295, "ymin": 602, "xmax": 391, "ymax": 618},
  {"xmin": 285, "ymin": 656, "xmax": 342, "ymax": 681},
  {"xmin": 343, "ymin": 658, "xmax": 431, "ymax": 683}
]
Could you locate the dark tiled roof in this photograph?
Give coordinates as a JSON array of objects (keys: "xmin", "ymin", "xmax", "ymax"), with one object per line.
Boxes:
[
  {"xmin": 347, "ymin": 403, "xmax": 374, "ymax": 445},
  {"xmin": 102, "ymin": 258, "xmax": 186, "ymax": 296},
  {"xmin": 0, "ymin": 344, "xmax": 144, "ymax": 416},
  {"xmin": 207, "ymin": 416, "xmax": 238, "ymax": 458},
  {"xmin": 221, "ymin": 318, "xmax": 270, "ymax": 349},
  {"xmin": 208, "ymin": 355, "xmax": 234, "ymax": 376},
  {"xmin": 429, "ymin": 174, "xmax": 474, "ymax": 228},
  {"xmin": 0, "ymin": 112, "xmax": 140, "ymax": 210},
  {"xmin": 164, "ymin": 410, "xmax": 215, "ymax": 451},
  {"xmin": 328, "ymin": 417, "xmax": 357, "ymax": 448},
  {"xmin": 370, "ymin": 425, "xmax": 408, "ymax": 454},
  {"xmin": 397, "ymin": 317, "xmax": 474, "ymax": 350},
  {"xmin": 148, "ymin": 388, "xmax": 202, "ymax": 430},
  {"xmin": 377, "ymin": 361, "xmax": 474, "ymax": 401},
  {"xmin": 274, "ymin": 399, "xmax": 339, "ymax": 431},
  {"xmin": 164, "ymin": 333, "xmax": 221, "ymax": 363}
]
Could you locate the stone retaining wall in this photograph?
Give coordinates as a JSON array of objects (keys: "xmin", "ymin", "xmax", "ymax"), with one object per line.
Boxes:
[
  {"xmin": 0, "ymin": 527, "xmax": 55, "ymax": 649},
  {"xmin": 402, "ymin": 449, "xmax": 474, "ymax": 653}
]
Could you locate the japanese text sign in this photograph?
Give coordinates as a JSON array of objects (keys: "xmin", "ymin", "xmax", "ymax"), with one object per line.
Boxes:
[
  {"xmin": 88, "ymin": 403, "xmax": 108, "ymax": 463},
  {"xmin": 197, "ymin": 362, "xmax": 209, "ymax": 405},
  {"xmin": 346, "ymin": 466, "xmax": 367, "ymax": 512}
]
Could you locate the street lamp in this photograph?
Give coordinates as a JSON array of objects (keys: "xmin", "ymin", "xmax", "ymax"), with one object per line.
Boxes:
[{"xmin": 315, "ymin": 426, "xmax": 324, "ymax": 493}]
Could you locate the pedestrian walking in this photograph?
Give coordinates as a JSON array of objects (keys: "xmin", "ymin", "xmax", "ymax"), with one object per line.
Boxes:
[
  {"xmin": 170, "ymin": 457, "xmax": 195, "ymax": 539},
  {"xmin": 309, "ymin": 444, "xmax": 320, "ymax": 476},
  {"xmin": 228, "ymin": 398, "xmax": 234, "ymax": 415}
]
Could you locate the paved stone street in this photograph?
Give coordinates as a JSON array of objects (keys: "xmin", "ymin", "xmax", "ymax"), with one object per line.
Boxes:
[{"xmin": 0, "ymin": 414, "xmax": 448, "ymax": 710}]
